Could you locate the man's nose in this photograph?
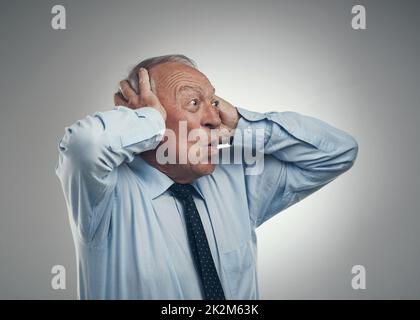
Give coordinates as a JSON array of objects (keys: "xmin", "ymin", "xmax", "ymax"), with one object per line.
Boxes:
[{"xmin": 202, "ymin": 104, "xmax": 222, "ymax": 129}]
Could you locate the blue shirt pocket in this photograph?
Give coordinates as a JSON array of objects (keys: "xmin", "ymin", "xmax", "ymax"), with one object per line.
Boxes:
[{"xmin": 222, "ymin": 240, "xmax": 255, "ymax": 299}]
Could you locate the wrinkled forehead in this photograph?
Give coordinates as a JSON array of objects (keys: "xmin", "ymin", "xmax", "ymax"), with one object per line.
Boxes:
[{"xmin": 151, "ymin": 62, "xmax": 214, "ymax": 98}]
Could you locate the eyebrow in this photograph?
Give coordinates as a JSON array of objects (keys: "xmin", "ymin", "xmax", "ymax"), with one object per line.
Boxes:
[{"xmin": 178, "ymin": 85, "xmax": 216, "ymax": 97}]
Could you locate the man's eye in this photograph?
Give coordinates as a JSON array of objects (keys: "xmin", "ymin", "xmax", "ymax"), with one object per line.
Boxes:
[
  {"xmin": 212, "ymin": 100, "xmax": 220, "ymax": 108},
  {"xmin": 190, "ymin": 99, "xmax": 199, "ymax": 106}
]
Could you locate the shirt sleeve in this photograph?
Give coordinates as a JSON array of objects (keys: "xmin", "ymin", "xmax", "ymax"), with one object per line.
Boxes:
[
  {"xmin": 233, "ymin": 107, "xmax": 359, "ymax": 228},
  {"xmin": 55, "ymin": 106, "xmax": 165, "ymax": 241}
]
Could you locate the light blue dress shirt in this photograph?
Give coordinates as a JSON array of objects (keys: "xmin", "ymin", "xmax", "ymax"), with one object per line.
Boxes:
[{"xmin": 55, "ymin": 105, "xmax": 358, "ymax": 299}]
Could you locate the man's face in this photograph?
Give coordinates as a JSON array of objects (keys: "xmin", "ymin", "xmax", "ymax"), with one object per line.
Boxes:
[{"xmin": 149, "ymin": 62, "xmax": 222, "ymax": 180}]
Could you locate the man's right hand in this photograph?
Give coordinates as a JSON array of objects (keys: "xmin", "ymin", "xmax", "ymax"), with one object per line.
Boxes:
[{"xmin": 114, "ymin": 68, "xmax": 167, "ymax": 121}]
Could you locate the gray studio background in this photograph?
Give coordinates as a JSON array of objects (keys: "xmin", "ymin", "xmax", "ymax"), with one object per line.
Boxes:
[{"xmin": 0, "ymin": 0, "xmax": 419, "ymax": 299}]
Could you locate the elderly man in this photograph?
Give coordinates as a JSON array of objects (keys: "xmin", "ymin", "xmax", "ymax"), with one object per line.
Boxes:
[{"xmin": 55, "ymin": 54, "xmax": 358, "ymax": 300}]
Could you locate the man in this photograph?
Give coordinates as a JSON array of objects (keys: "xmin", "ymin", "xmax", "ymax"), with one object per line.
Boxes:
[{"xmin": 55, "ymin": 54, "xmax": 358, "ymax": 299}]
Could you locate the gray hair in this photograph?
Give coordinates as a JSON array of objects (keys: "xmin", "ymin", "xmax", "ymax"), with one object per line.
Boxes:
[{"xmin": 126, "ymin": 54, "xmax": 197, "ymax": 93}]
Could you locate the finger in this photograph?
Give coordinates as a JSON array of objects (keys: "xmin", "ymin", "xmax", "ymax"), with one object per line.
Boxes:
[
  {"xmin": 138, "ymin": 68, "xmax": 152, "ymax": 97},
  {"xmin": 138, "ymin": 68, "xmax": 164, "ymax": 108},
  {"xmin": 119, "ymin": 80, "xmax": 137, "ymax": 102},
  {"xmin": 218, "ymin": 124, "xmax": 235, "ymax": 135},
  {"xmin": 217, "ymin": 124, "xmax": 235, "ymax": 144},
  {"xmin": 216, "ymin": 95, "xmax": 235, "ymax": 112},
  {"xmin": 114, "ymin": 92, "xmax": 128, "ymax": 106}
]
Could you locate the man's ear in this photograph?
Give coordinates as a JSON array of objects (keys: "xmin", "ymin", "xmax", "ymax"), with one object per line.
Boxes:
[{"xmin": 114, "ymin": 92, "xmax": 129, "ymax": 107}]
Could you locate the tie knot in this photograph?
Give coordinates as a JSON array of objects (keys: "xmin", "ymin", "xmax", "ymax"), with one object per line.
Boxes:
[{"xmin": 169, "ymin": 183, "xmax": 195, "ymax": 200}]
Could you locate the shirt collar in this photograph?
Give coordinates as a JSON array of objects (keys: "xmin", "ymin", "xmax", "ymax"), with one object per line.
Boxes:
[{"xmin": 127, "ymin": 156, "xmax": 205, "ymax": 200}]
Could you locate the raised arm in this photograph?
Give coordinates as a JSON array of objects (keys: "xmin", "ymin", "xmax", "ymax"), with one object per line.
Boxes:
[
  {"xmin": 233, "ymin": 107, "xmax": 359, "ymax": 227},
  {"xmin": 55, "ymin": 68, "xmax": 166, "ymax": 241}
]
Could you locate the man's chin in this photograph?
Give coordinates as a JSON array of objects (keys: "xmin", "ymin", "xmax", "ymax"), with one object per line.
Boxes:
[{"xmin": 191, "ymin": 163, "xmax": 217, "ymax": 177}]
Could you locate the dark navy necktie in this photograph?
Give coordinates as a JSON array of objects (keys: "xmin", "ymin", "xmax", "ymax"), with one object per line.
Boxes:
[{"xmin": 169, "ymin": 183, "xmax": 226, "ymax": 300}]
